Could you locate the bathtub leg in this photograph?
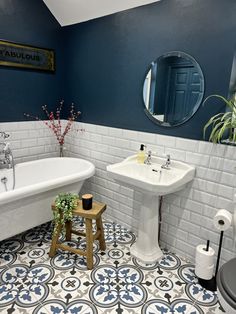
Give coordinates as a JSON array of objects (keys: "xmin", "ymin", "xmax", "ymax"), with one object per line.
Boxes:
[
  {"xmin": 85, "ymin": 218, "xmax": 93, "ymax": 270},
  {"xmin": 49, "ymin": 224, "xmax": 62, "ymax": 257},
  {"xmin": 65, "ymin": 221, "xmax": 72, "ymax": 241},
  {"xmin": 96, "ymin": 217, "xmax": 106, "ymax": 251}
]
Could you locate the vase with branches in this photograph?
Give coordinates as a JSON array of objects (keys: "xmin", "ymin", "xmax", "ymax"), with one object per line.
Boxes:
[
  {"xmin": 203, "ymin": 94, "xmax": 236, "ymax": 144},
  {"xmin": 24, "ymin": 100, "xmax": 81, "ymax": 156}
]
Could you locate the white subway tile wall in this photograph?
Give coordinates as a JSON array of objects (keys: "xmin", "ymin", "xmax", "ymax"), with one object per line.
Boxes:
[
  {"xmin": 0, "ymin": 121, "xmax": 60, "ymax": 162},
  {"xmin": 1, "ymin": 120, "xmax": 236, "ymax": 265},
  {"xmin": 66, "ymin": 122, "xmax": 236, "ymax": 264}
]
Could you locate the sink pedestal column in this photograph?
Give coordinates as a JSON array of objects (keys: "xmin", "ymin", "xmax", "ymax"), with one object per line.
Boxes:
[{"xmin": 130, "ymin": 193, "xmax": 163, "ymax": 263}]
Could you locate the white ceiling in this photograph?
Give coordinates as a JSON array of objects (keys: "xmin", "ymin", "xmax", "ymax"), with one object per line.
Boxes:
[{"xmin": 43, "ymin": 0, "xmax": 161, "ymax": 26}]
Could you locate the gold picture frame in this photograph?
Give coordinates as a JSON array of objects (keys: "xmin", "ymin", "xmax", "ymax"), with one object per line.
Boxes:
[{"xmin": 0, "ymin": 40, "xmax": 55, "ymax": 72}]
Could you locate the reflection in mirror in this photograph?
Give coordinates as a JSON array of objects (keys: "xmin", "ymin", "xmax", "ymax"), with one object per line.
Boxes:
[{"xmin": 143, "ymin": 51, "xmax": 204, "ymax": 127}]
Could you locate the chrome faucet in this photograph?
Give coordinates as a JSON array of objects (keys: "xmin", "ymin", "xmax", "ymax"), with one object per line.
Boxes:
[
  {"xmin": 161, "ymin": 154, "xmax": 171, "ymax": 169},
  {"xmin": 0, "ymin": 132, "xmax": 13, "ymax": 169},
  {"xmin": 144, "ymin": 150, "xmax": 152, "ymax": 165},
  {"xmin": 0, "ymin": 143, "xmax": 13, "ymax": 169},
  {"xmin": 0, "ymin": 131, "xmax": 10, "ymax": 140}
]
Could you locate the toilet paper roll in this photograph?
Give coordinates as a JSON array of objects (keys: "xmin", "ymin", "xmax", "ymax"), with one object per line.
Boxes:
[
  {"xmin": 195, "ymin": 244, "xmax": 215, "ymax": 266},
  {"xmin": 213, "ymin": 209, "xmax": 232, "ymax": 231},
  {"xmin": 233, "ymin": 208, "xmax": 236, "ymax": 250},
  {"xmin": 195, "ymin": 263, "xmax": 214, "ymax": 280},
  {"xmin": 195, "ymin": 244, "xmax": 215, "ymax": 280}
]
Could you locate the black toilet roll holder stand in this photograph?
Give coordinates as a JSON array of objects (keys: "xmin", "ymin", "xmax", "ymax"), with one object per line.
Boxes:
[{"xmin": 198, "ymin": 230, "xmax": 224, "ymax": 292}]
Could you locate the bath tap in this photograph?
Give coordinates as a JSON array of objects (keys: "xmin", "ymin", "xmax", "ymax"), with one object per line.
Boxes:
[
  {"xmin": 3, "ymin": 142, "xmax": 10, "ymax": 153},
  {"xmin": 161, "ymin": 154, "xmax": 171, "ymax": 169},
  {"xmin": 0, "ymin": 131, "xmax": 10, "ymax": 139},
  {"xmin": 0, "ymin": 134, "xmax": 15, "ymax": 191},
  {"xmin": 0, "ymin": 142, "xmax": 13, "ymax": 169},
  {"xmin": 144, "ymin": 150, "xmax": 152, "ymax": 165}
]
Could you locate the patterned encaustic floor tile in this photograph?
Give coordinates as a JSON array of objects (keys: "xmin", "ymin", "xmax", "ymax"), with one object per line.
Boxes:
[{"xmin": 0, "ymin": 218, "xmax": 225, "ymax": 314}]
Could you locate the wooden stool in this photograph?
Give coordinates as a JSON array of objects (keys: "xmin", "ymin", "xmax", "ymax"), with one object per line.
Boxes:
[{"xmin": 49, "ymin": 200, "xmax": 106, "ymax": 270}]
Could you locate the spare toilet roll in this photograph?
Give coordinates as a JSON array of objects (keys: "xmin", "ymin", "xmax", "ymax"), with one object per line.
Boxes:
[
  {"xmin": 195, "ymin": 244, "xmax": 215, "ymax": 280},
  {"xmin": 195, "ymin": 264, "xmax": 214, "ymax": 280},
  {"xmin": 213, "ymin": 209, "xmax": 232, "ymax": 232},
  {"xmin": 232, "ymin": 195, "xmax": 236, "ymax": 251}
]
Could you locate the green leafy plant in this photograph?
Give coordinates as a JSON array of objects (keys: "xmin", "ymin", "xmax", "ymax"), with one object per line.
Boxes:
[
  {"xmin": 53, "ymin": 193, "xmax": 78, "ymax": 235},
  {"xmin": 203, "ymin": 94, "xmax": 236, "ymax": 143}
]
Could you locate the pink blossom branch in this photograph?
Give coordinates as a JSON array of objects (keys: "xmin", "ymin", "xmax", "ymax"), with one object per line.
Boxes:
[{"xmin": 24, "ymin": 100, "xmax": 81, "ymax": 146}]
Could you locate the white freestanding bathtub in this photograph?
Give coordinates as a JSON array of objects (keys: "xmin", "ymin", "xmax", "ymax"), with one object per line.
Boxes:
[{"xmin": 0, "ymin": 157, "xmax": 95, "ymax": 241}]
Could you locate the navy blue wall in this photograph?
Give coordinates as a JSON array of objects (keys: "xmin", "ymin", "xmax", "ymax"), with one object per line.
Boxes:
[
  {"xmin": 0, "ymin": 0, "xmax": 63, "ymax": 121},
  {"xmin": 63, "ymin": 0, "xmax": 236, "ymax": 140},
  {"xmin": 1, "ymin": 0, "xmax": 236, "ymax": 140}
]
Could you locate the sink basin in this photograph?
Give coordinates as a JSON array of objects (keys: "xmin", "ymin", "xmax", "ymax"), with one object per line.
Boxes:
[
  {"xmin": 107, "ymin": 155, "xmax": 195, "ymax": 195},
  {"xmin": 107, "ymin": 155, "xmax": 195, "ymax": 263}
]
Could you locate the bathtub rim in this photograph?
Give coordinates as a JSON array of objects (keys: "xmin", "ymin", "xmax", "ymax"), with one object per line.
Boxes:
[{"xmin": 0, "ymin": 157, "xmax": 95, "ymax": 205}]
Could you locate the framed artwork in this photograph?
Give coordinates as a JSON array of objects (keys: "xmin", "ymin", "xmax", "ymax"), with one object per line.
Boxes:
[{"xmin": 0, "ymin": 40, "xmax": 55, "ymax": 72}]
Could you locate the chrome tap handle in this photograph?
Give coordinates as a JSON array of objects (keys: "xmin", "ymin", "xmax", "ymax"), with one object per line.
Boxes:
[
  {"xmin": 3, "ymin": 142, "xmax": 10, "ymax": 153},
  {"xmin": 166, "ymin": 154, "xmax": 170, "ymax": 164},
  {"xmin": 0, "ymin": 132, "xmax": 10, "ymax": 139},
  {"xmin": 161, "ymin": 154, "xmax": 171, "ymax": 169},
  {"xmin": 144, "ymin": 150, "xmax": 152, "ymax": 165}
]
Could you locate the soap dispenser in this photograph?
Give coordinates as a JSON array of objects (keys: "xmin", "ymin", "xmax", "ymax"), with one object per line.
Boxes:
[{"xmin": 137, "ymin": 144, "xmax": 146, "ymax": 164}]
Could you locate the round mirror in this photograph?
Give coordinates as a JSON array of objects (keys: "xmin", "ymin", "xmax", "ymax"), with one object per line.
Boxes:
[{"xmin": 143, "ymin": 51, "xmax": 204, "ymax": 127}]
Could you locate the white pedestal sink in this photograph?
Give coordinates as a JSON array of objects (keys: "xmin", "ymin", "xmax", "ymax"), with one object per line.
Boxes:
[
  {"xmin": 130, "ymin": 193, "xmax": 163, "ymax": 263},
  {"xmin": 107, "ymin": 155, "xmax": 195, "ymax": 263}
]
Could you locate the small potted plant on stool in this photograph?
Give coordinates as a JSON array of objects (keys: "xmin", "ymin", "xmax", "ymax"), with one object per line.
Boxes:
[{"xmin": 52, "ymin": 192, "xmax": 78, "ymax": 236}]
